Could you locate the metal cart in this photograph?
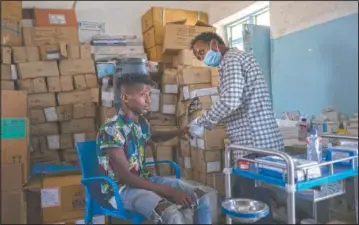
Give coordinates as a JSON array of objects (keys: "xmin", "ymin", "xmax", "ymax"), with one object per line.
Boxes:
[{"xmin": 223, "ymin": 135, "xmax": 358, "ymax": 224}]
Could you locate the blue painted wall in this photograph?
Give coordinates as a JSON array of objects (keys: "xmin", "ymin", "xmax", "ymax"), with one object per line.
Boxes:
[{"xmin": 271, "ymin": 13, "xmax": 358, "ymax": 117}]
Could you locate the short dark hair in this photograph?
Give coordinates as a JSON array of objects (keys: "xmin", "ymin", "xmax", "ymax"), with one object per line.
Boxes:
[
  {"xmin": 191, "ymin": 32, "xmax": 225, "ymax": 48},
  {"xmin": 116, "ymin": 73, "xmax": 153, "ymax": 91}
]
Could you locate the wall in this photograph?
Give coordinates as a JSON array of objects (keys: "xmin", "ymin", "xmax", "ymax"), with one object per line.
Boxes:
[
  {"xmin": 208, "ymin": 1, "xmax": 358, "ymax": 117},
  {"xmin": 75, "ymin": 1, "xmax": 211, "ymax": 39},
  {"xmin": 270, "ymin": 1, "xmax": 358, "ymax": 116}
]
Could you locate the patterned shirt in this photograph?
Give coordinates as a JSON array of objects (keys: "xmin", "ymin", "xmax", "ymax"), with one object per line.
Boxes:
[
  {"xmin": 197, "ymin": 48, "xmax": 284, "ymax": 159},
  {"xmin": 97, "ymin": 109, "xmax": 151, "ymax": 198}
]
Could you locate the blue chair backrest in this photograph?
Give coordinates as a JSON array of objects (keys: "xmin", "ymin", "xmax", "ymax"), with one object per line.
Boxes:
[{"xmin": 76, "ymin": 140, "xmax": 101, "ymax": 178}]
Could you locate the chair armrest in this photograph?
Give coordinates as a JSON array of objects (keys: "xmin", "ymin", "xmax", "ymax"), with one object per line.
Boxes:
[
  {"xmin": 81, "ymin": 176, "xmax": 125, "ymax": 214},
  {"xmin": 145, "ymin": 160, "xmax": 181, "ymax": 178}
]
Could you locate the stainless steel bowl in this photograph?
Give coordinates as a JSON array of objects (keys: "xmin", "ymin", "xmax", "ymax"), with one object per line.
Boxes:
[{"xmin": 222, "ymin": 198, "xmax": 270, "ymax": 223}]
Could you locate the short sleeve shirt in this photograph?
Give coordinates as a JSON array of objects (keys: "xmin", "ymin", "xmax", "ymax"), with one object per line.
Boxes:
[{"xmin": 96, "ymin": 109, "xmax": 151, "ymax": 198}]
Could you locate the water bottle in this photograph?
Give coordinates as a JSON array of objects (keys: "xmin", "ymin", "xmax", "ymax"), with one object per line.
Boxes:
[
  {"xmin": 306, "ymin": 128, "xmax": 323, "ymax": 162},
  {"xmin": 298, "ymin": 118, "xmax": 308, "ymax": 141}
]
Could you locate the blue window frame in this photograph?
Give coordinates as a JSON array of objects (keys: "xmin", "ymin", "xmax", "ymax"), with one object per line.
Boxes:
[{"xmin": 226, "ymin": 7, "xmax": 270, "ymax": 50}]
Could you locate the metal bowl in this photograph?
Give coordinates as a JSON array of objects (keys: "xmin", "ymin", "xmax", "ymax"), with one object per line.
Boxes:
[{"xmin": 222, "ymin": 198, "xmax": 270, "ymax": 223}]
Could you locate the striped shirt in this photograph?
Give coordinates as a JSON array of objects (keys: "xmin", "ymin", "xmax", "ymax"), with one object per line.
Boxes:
[{"xmin": 197, "ymin": 48, "xmax": 284, "ymax": 159}]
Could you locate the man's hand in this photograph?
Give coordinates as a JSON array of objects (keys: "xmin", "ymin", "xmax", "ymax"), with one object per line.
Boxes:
[
  {"xmin": 162, "ymin": 187, "xmax": 192, "ymax": 206},
  {"xmin": 179, "ymin": 126, "xmax": 193, "ymax": 140}
]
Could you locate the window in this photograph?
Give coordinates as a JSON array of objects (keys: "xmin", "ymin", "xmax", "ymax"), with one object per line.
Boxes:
[
  {"xmin": 226, "ymin": 7, "xmax": 270, "ymax": 49},
  {"xmin": 255, "ymin": 10, "xmax": 270, "ymax": 26}
]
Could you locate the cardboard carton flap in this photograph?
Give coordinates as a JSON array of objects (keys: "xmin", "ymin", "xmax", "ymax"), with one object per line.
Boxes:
[
  {"xmin": 194, "ymin": 20, "xmax": 213, "ymax": 27},
  {"xmin": 166, "ymin": 19, "xmax": 213, "ymax": 27}
]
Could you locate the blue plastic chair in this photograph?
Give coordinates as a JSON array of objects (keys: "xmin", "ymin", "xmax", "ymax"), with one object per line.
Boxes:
[{"xmin": 76, "ymin": 140, "xmax": 181, "ymax": 224}]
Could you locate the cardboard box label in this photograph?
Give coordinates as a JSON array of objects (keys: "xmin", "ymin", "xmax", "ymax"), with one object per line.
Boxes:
[
  {"xmin": 41, "ymin": 188, "xmax": 60, "ymax": 208},
  {"xmin": 0, "ymin": 118, "xmax": 26, "ymax": 139}
]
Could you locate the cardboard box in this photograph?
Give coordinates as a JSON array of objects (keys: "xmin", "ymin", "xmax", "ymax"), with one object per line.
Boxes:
[
  {"xmin": 193, "ymin": 171, "xmax": 224, "ymax": 194},
  {"xmin": 73, "ymin": 74, "xmax": 87, "ymax": 90},
  {"xmin": 12, "ymin": 46, "xmax": 27, "ymax": 63},
  {"xmin": 18, "ymin": 78, "xmax": 48, "ymax": 94},
  {"xmin": 1, "ymin": 18, "xmax": 22, "ymax": 46},
  {"xmin": 191, "ymin": 148, "xmax": 222, "ymax": 173},
  {"xmin": 84, "ymin": 74, "xmax": 98, "ymax": 88},
  {"xmin": 67, "ymin": 44, "xmax": 80, "ymax": 59},
  {"xmin": 57, "ymin": 89, "xmax": 93, "ymax": 105},
  {"xmin": 24, "ymin": 171, "xmax": 85, "ymax": 223},
  {"xmin": 22, "ymin": 27, "xmax": 79, "ymax": 46},
  {"xmin": 34, "ymin": 8, "xmax": 77, "ymax": 27},
  {"xmin": 146, "ymin": 45, "xmax": 163, "ymax": 62},
  {"xmin": 26, "ymin": 46, "xmax": 41, "ymax": 61},
  {"xmin": 47, "ymin": 77, "xmax": 62, "ymax": 92},
  {"xmin": 92, "ymin": 45, "xmax": 144, "ymax": 55},
  {"xmin": 1, "ymin": 64, "xmax": 12, "ymax": 80},
  {"xmin": 179, "ymin": 139, "xmax": 191, "ymax": 157},
  {"xmin": 162, "ymin": 68, "xmax": 178, "ymax": 94},
  {"xmin": 180, "ymin": 168, "xmax": 193, "ymax": 180},
  {"xmin": 178, "ymin": 67, "xmax": 211, "ymax": 85},
  {"xmin": 147, "ymin": 112, "xmax": 176, "ymax": 126},
  {"xmin": 177, "ymin": 49, "xmax": 206, "ymax": 67},
  {"xmin": 1, "ymin": 80, "xmax": 15, "ymax": 90},
  {"xmin": 162, "ymin": 22, "xmax": 216, "ymax": 54},
  {"xmin": 31, "ymin": 122, "xmax": 59, "ymax": 136},
  {"xmin": 141, "ymin": 6, "xmax": 208, "ymax": 34},
  {"xmin": 99, "ymin": 107, "xmax": 117, "ymax": 124},
  {"xmin": 60, "ymin": 76, "xmax": 75, "ymax": 91},
  {"xmin": 30, "ymin": 151, "xmax": 61, "ymax": 165},
  {"xmin": 0, "ymin": 91, "xmax": 29, "ymax": 182},
  {"xmin": 161, "ymin": 94, "xmax": 177, "ymax": 115},
  {"xmin": 1, "ymin": 163, "xmax": 23, "ymax": 191},
  {"xmin": 29, "ymin": 109, "xmax": 47, "ymax": 125},
  {"xmin": 151, "ymin": 126, "xmax": 179, "ymax": 146},
  {"xmin": 210, "ymin": 67, "xmax": 220, "ymax": 87},
  {"xmin": 28, "ymin": 93, "xmax": 56, "ymax": 109},
  {"xmin": 17, "ymin": 61, "xmax": 59, "ymax": 79},
  {"xmin": 149, "ymin": 88, "xmax": 160, "ymax": 112},
  {"xmin": 60, "ymin": 118, "xmax": 96, "ymax": 134},
  {"xmin": 80, "ymin": 45, "xmax": 92, "ymax": 59},
  {"xmin": 196, "ymin": 127, "xmax": 227, "ymax": 150},
  {"xmin": 182, "ymin": 83, "xmax": 212, "ymax": 100},
  {"xmin": 39, "ymin": 44, "xmax": 67, "ymax": 61},
  {"xmin": 155, "ymin": 145, "xmax": 175, "ymax": 176},
  {"xmin": 1, "ymin": 46, "xmax": 12, "ymax": 64},
  {"xmin": 1, "ymin": 1, "xmax": 22, "ymax": 20},
  {"xmin": 72, "ymin": 103, "xmax": 96, "ymax": 119},
  {"xmin": 1, "ymin": 189, "xmax": 26, "ymax": 224},
  {"xmin": 59, "ymin": 59, "xmax": 96, "ymax": 76}
]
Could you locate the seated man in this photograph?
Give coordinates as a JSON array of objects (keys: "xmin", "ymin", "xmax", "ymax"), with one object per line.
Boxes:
[{"xmin": 96, "ymin": 73, "xmax": 211, "ymax": 224}]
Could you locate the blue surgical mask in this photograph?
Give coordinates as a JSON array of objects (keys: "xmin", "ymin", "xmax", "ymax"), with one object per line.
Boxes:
[{"xmin": 203, "ymin": 41, "xmax": 222, "ymax": 67}]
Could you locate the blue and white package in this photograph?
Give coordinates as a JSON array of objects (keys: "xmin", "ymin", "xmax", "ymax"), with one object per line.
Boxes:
[
  {"xmin": 325, "ymin": 145, "xmax": 358, "ymax": 167},
  {"xmin": 255, "ymin": 156, "xmax": 322, "ymax": 182}
]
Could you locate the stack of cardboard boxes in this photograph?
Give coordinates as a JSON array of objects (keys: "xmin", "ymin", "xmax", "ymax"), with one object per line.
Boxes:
[
  {"xmin": 141, "ymin": 7, "xmax": 208, "ymax": 62},
  {"xmin": 13, "ymin": 8, "xmax": 100, "ymax": 167},
  {"xmin": 143, "ymin": 9, "xmax": 226, "ymax": 195}
]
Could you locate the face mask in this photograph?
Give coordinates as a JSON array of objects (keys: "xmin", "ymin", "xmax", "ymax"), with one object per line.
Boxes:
[{"xmin": 203, "ymin": 41, "xmax": 222, "ymax": 67}]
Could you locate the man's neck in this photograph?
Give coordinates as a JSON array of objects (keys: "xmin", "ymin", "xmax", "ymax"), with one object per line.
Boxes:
[
  {"xmin": 220, "ymin": 45, "xmax": 229, "ymax": 55},
  {"xmin": 122, "ymin": 106, "xmax": 139, "ymax": 122}
]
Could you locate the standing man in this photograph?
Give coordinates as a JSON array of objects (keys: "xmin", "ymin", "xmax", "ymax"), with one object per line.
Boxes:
[{"xmin": 190, "ymin": 32, "xmax": 284, "ymax": 223}]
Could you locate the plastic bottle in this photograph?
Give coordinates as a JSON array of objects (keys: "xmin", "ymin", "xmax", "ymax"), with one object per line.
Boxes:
[
  {"xmin": 306, "ymin": 127, "xmax": 323, "ymax": 162},
  {"xmin": 298, "ymin": 118, "xmax": 308, "ymax": 141}
]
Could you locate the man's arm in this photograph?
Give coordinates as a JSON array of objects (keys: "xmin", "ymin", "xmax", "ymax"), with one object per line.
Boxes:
[
  {"xmin": 197, "ymin": 58, "xmax": 244, "ymax": 128},
  {"xmin": 151, "ymin": 129, "xmax": 182, "ymax": 143}
]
